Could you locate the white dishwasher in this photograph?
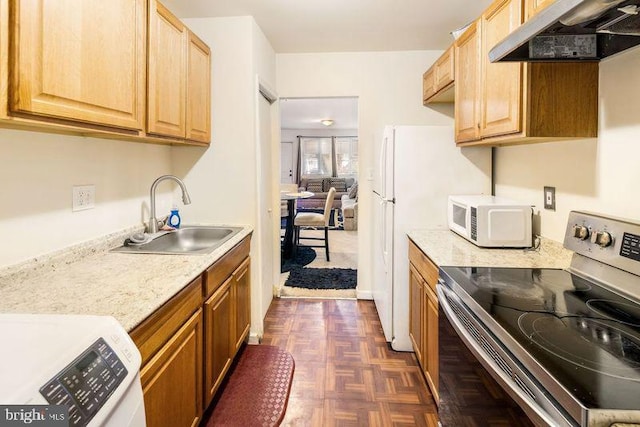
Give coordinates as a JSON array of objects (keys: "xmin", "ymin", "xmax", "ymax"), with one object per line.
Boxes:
[{"xmin": 0, "ymin": 314, "xmax": 146, "ymax": 427}]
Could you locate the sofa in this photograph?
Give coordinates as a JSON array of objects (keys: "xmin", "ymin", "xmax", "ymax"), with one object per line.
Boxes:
[
  {"xmin": 297, "ymin": 177, "xmax": 356, "ymax": 210},
  {"xmin": 341, "ymin": 193, "xmax": 358, "ymax": 230}
]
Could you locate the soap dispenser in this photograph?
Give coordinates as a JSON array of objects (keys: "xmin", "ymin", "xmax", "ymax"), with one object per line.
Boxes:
[{"xmin": 168, "ymin": 207, "xmax": 181, "ymax": 229}]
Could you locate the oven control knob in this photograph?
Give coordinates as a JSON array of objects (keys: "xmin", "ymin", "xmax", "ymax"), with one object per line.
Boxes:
[
  {"xmin": 572, "ymin": 225, "xmax": 590, "ymax": 240},
  {"xmin": 591, "ymin": 230, "xmax": 613, "ymax": 248}
]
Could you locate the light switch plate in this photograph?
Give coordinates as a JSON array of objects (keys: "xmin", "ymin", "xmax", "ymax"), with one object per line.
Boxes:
[
  {"xmin": 544, "ymin": 186, "xmax": 556, "ymax": 211},
  {"xmin": 73, "ymin": 185, "xmax": 95, "ymax": 211}
]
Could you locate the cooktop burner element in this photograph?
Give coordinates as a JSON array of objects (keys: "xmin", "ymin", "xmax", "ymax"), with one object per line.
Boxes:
[
  {"xmin": 518, "ymin": 313, "xmax": 640, "ymax": 380},
  {"xmin": 587, "ymin": 299, "xmax": 640, "ymax": 327}
]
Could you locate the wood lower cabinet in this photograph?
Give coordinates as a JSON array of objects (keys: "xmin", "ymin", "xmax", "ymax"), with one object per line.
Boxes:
[
  {"xmin": 203, "ymin": 237, "xmax": 252, "ymax": 406},
  {"xmin": 409, "ymin": 264, "xmax": 424, "ymax": 365},
  {"xmin": 204, "ymin": 277, "xmax": 233, "ymax": 405},
  {"xmin": 425, "ymin": 285, "xmax": 439, "ymax": 401},
  {"xmin": 408, "ymin": 240, "xmax": 439, "ymax": 401},
  {"xmin": 131, "ymin": 234, "xmax": 252, "ymax": 427},
  {"xmin": 232, "ymin": 257, "xmax": 251, "ymax": 352},
  {"xmin": 140, "ymin": 309, "xmax": 203, "ymax": 427},
  {"xmin": 9, "ymin": 0, "xmax": 146, "ymax": 130}
]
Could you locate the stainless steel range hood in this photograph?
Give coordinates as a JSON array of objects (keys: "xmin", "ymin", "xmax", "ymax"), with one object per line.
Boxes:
[{"xmin": 489, "ymin": 0, "xmax": 640, "ymax": 62}]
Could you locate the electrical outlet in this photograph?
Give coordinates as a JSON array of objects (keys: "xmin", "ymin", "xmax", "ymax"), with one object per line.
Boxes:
[
  {"xmin": 544, "ymin": 186, "xmax": 556, "ymax": 211},
  {"xmin": 72, "ymin": 185, "xmax": 95, "ymax": 211}
]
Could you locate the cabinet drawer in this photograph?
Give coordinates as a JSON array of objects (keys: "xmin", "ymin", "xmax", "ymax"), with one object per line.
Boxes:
[
  {"xmin": 130, "ymin": 276, "xmax": 202, "ymax": 366},
  {"xmin": 204, "ymin": 236, "xmax": 250, "ymax": 297},
  {"xmin": 408, "ymin": 240, "xmax": 438, "ymax": 291}
]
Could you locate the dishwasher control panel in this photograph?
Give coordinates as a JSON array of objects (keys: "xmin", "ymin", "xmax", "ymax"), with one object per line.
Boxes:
[{"xmin": 40, "ymin": 338, "xmax": 128, "ymax": 427}]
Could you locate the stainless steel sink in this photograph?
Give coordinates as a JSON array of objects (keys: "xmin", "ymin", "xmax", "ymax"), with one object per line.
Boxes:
[{"xmin": 111, "ymin": 226, "xmax": 243, "ymax": 255}]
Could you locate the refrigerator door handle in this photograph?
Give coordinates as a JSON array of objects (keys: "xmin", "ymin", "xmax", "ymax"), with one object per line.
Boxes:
[
  {"xmin": 379, "ymin": 135, "xmax": 387, "ymax": 198},
  {"xmin": 380, "ymin": 199, "xmax": 388, "ymax": 269}
]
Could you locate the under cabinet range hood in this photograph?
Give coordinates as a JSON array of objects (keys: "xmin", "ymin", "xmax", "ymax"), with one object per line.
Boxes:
[{"xmin": 489, "ymin": 0, "xmax": 640, "ymax": 62}]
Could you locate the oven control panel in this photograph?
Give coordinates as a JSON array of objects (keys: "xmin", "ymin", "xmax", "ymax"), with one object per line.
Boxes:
[{"xmin": 565, "ymin": 211, "xmax": 640, "ymax": 277}]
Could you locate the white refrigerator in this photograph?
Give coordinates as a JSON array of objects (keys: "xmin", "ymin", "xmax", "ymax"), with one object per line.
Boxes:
[{"xmin": 372, "ymin": 125, "xmax": 492, "ymax": 351}]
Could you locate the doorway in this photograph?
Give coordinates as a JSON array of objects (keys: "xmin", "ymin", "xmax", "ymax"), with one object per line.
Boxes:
[{"xmin": 278, "ymin": 97, "xmax": 359, "ymax": 298}]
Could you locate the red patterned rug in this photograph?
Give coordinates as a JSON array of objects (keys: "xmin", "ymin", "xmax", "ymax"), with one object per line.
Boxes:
[{"xmin": 205, "ymin": 345, "xmax": 295, "ymax": 427}]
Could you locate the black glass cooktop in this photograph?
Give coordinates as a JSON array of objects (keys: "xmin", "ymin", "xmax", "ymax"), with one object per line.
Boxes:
[{"xmin": 440, "ymin": 266, "xmax": 640, "ymax": 411}]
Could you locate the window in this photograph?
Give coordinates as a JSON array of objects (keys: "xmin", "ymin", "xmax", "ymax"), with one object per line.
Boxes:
[
  {"xmin": 335, "ymin": 136, "xmax": 358, "ymax": 179},
  {"xmin": 299, "ymin": 136, "xmax": 358, "ymax": 179},
  {"xmin": 299, "ymin": 137, "xmax": 333, "ymax": 177}
]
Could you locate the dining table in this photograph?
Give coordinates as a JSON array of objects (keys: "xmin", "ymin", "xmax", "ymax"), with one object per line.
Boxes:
[{"xmin": 280, "ymin": 191, "xmax": 314, "ymax": 259}]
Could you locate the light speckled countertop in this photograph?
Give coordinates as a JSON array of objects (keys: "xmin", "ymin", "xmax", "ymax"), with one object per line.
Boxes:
[
  {"xmin": 407, "ymin": 229, "xmax": 573, "ymax": 269},
  {"xmin": 0, "ymin": 225, "xmax": 253, "ymax": 332}
]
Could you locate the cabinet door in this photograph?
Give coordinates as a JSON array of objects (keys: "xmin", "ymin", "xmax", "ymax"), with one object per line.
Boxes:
[
  {"xmin": 434, "ymin": 46, "xmax": 454, "ymax": 92},
  {"xmin": 232, "ymin": 257, "xmax": 251, "ymax": 352},
  {"xmin": 481, "ymin": 0, "xmax": 523, "ymax": 138},
  {"xmin": 204, "ymin": 277, "xmax": 233, "ymax": 406},
  {"xmin": 422, "ymin": 69, "xmax": 436, "ymax": 105},
  {"xmin": 10, "ymin": 0, "xmax": 145, "ymax": 130},
  {"xmin": 425, "ymin": 286, "xmax": 439, "ymax": 402},
  {"xmin": 186, "ymin": 31, "xmax": 211, "ymax": 143},
  {"xmin": 147, "ymin": 0, "xmax": 186, "ymax": 138},
  {"xmin": 454, "ymin": 20, "xmax": 481, "ymax": 143},
  {"xmin": 141, "ymin": 309, "xmax": 203, "ymax": 427},
  {"xmin": 526, "ymin": 0, "xmax": 555, "ymax": 21},
  {"xmin": 409, "ymin": 264, "xmax": 424, "ymax": 366}
]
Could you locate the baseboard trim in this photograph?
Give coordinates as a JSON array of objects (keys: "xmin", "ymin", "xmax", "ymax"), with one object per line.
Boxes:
[
  {"xmin": 248, "ymin": 332, "xmax": 261, "ymax": 345},
  {"xmin": 357, "ymin": 290, "xmax": 373, "ymax": 300}
]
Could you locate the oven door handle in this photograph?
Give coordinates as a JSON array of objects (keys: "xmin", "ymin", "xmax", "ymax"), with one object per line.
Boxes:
[{"xmin": 437, "ymin": 282, "xmax": 575, "ymax": 427}]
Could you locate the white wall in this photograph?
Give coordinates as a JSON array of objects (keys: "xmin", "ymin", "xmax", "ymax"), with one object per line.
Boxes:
[
  {"xmin": 277, "ymin": 50, "xmax": 452, "ymax": 297},
  {"xmin": 0, "ymin": 129, "xmax": 173, "ymax": 268},
  {"xmin": 494, "ymin": 48, "xmax": 640, "ymax": 242},
  {"xmin": 171, "ymin": 16, "xmax": 277, "ymax": 338}
]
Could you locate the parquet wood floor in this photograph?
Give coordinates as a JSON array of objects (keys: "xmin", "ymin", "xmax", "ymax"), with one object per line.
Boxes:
[{"xmin": 261, "ymin": 298, "xmax": 439, "ymax": 427}]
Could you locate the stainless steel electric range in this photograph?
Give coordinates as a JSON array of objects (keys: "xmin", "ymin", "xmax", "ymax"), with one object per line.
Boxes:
[{"xmin": 438, "ymin": 211, "xmax": 640, "ymax": 427}]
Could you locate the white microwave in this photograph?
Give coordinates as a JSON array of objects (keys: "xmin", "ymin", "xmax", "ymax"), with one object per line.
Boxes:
[{"xmin": 448, "ymin": 195, "xmax": 533, "ymax": 248}]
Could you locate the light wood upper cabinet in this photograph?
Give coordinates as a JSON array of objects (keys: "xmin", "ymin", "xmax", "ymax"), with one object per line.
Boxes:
[
  {"xmin": 454, "ymin": 20, "xmax": 482, "ymax": 143},
  {"xmin": 10, "ymin": 0, "xmax": 146, "ymax": 130},
  {"xmin": 423, "ymin": 45, "xmax": 455, "ymax": 104},
  {"xmin": 148, "ymin": 0, "xmax": 211, "ymax": 143},
  {"xmin": 434, "ymin": 46, "xmax": 455, "ymax": 92},
  {"xmin": 147, "ymin": 0, "xmax": 187, "ymax": 138},
  {"xmin": 525, "ymin": 0, "xmax": 555, "ymax": 21},
  {"xmin": 186, "ymin": 31, "xmax": 211, "ymax": 143},
  {"xmin": 422, "ymin": 69, "xmax": 436, "ymax": 104},
  {"xmin": 454, "ymin": 0, "xmax": 598, "ymax": 146},
  {"xmin": 481, "ymin": 0, "xmax": 523, "ymax": 138}
]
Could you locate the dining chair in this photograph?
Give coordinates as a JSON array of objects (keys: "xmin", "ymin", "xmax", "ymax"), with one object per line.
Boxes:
[{"xmin": 294, "ymin": 187, "xmax": 336, "ymax": 261}]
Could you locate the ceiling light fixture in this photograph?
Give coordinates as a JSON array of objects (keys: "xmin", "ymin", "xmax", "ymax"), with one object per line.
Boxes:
[{"xmin": 320, "ymin": 119, "xmax": 334, "ymax": 126}]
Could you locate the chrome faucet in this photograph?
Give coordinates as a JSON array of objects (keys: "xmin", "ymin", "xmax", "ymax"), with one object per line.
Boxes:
[{"xmin": 148, "ymin": 175, "xmax": 192, "ymax": 233}]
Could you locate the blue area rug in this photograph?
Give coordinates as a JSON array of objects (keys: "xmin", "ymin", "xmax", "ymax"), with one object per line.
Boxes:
[
  {"xmin": 280, "ymin": 246, "xmax": 316, "ymax": 273},
  {"xmin": 285, "ymin": 267, "xmax": 357, "ymax": 290}
]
